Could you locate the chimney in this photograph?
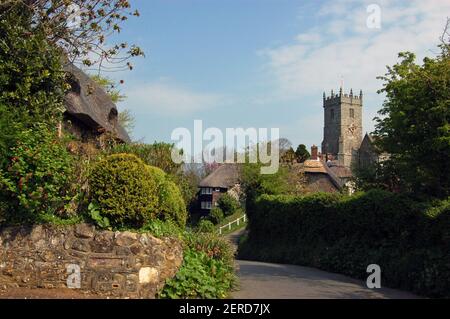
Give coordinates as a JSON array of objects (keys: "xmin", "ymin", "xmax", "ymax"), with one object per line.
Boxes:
[{"xmin": 311, "ymin": 145, "xmax": 318, "ymax": 160}]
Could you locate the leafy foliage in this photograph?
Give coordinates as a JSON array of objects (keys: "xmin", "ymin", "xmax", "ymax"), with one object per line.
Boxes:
[
  {"xmin": 295, "ymin": 144, "xmax": 310, "ymax": 163},
  {"xmin": 108, "ymin": 142, "xmax": 182, "ymax": 176},
  {"xmin": 89, "ymin": 153, "xmax": 187, "ymax": 229},
  {"xmin": 89, "ymin": 154, "xmax": 159, "ymax": 228},
  {"xmin": 197, "ymin": 219, "xmax": 215, "ymax": 233},
  {"xmin": 239, "ymin": 190, "xmax": 450, "ymax": 298},
  {"xmin": 88, "ymin": 202, "xmax": 110, "ymax": 230},
  {"xmin": 108, "ymin": 142, "xmax": 199, "ymax": 209},
  {"xmin": 0, "ymin": 0, "xmax": 144, "ymax": 72},
  {"xmin": 0, "ymin": 123, "xmax": 76, "ymax": 223},
  {"xmin": 160, "ymin": 231, "xmax": 236, "ymax": 299},
  {"xmin": 209, "ymin": 207, "xmax": 224, "ymax": 225},
  {"xmin": 0, "ymin": 4, "xmax": 66, "ymax": 126},
  {"xmin": 240, "ymin": 161, "xmax": 289, "ymax": 212},
  {"xmin": 374, "ymin": 42, "xmax": 450, "ymax": 197},
  {"xmin": 217, "ymin": 193, "xmax": 240, "ymax": 217},
  {"xmin": 155, "ymin": 174, "xmax": 188, "ymax": 228},
  {"xmin": 140, "ymin": 219, "xmax": 184, "ymax": 239}
]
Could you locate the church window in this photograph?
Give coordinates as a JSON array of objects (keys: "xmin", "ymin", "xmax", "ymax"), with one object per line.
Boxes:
[
  {"xmin": 330, "ymin": 109, "xmax": 335, "ymax": 120},
  {"xmin": 350, "ymin": 108, "xmax": 355, "ymax": 118}
]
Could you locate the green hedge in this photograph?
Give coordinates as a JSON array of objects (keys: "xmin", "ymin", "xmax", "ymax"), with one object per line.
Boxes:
[
  {"xmin": 89, "ymin": 154, "xmax": 187, "ymax": 229},
  {"xmin": 89, "ymin": 154, "xmax": 159, "ymax": 228},
  {"xmin": 238, "ymin": 190, "xmax": 450, "ymax": 298}
]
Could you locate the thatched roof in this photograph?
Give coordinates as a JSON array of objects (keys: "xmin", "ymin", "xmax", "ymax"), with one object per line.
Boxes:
[
  {"xmin": 303, "ymin": 159, "xmax": 327, "ymax": 174},
  {"xmin": 63, "ymin": 63, "xmax": 130, "ymax": 143},
  {"xmin": 199, "ymin": 164, "xmax": 240, "ymax": 188}
]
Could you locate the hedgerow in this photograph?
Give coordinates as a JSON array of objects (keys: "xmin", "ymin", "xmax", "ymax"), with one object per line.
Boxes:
[{"xmin": 239, "ymin": 189, "xmax": 450, "ymax": 298}]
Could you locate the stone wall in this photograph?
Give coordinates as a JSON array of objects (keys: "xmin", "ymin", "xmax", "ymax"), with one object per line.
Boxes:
[{"xmin": 0, "ymin": 224, "xmax": 183, "ymax": 298}]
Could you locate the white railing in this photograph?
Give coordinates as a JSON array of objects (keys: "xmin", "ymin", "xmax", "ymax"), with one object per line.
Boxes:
[{"xmin": 218, "ymin": 215, "xmax": 247, "ymax": 235}]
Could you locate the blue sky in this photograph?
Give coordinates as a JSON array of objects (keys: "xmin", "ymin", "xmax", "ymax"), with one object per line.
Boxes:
[{"xmin": 104, "ymin": 0, "xmax": 450, "ymax": 151}]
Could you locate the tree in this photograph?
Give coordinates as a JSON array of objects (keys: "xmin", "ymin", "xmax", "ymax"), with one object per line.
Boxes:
[
  {"xmin": 91, "ymin": 75, "xmax": 126, "ymax": 103},
  {"xmin": 217, "ymin": 194, "xmax": 240, "ymax": 217},
  {"xmin": 373, "ymin": 21, "xmax": 450, "ymax": 197},
  {"xmin": 118, "ymin": 109, "xmax": 136, "ymax": 137},
  {"xmin": 1, "ymin": 0, "xmax": 144, "ymax": 72},
  {"xmin": 0, "ymin": 3, "xmax": 66, "ymax": 126},
  {"xmin": 295, "ymin": 144, "xmax": 310, "ymax": 163},
  {"xmin": 281, "ymin": 147, "xmax": 296, "ymax": 164}
]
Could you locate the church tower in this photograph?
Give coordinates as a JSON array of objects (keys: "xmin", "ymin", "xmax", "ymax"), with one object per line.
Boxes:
[{"xmin": 321, "ymin": 88, "xmax": 363, "ymax": 168}]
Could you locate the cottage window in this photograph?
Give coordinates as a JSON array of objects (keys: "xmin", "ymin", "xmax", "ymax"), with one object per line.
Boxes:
[
  {"xmin": 201, "ymin": 201, "xmax": 212, "ymax": 210},
  {"xmin": 201, "ymin": 188, "xmax": 213, "ymax": 195}
]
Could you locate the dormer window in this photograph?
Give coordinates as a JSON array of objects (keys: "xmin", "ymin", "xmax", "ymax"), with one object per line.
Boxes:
[{"xmin": 108, "ymin": 108, "xmax": 118, "ymax": 124}]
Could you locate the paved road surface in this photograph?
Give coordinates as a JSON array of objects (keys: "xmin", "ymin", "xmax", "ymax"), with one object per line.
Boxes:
[
  {"xmin": 232, "ymin": 260, "xmax": 419, "ymax": 299},
  {"xmin": 227, "ymin": 230, "xmax": 419, "ymax": 299}
]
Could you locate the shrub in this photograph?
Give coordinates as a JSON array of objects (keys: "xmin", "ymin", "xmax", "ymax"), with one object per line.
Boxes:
[
  {"xmin": 159, "ymin": 248, "xmax": 235, "ymax": 299},
  {"xmin": 210, "ymin": 207, "xmax": 224, "ymax": 225},
  {"xmin": 160, "ymin": 231, "xmax": 236, "ymax": 299},
  {"xmin": 89, "ymin": 154, "xmax": 159, "ymax": 228},
  {"xmin": 109, "ymin": 142, "xmax": 199, "ymax": 210},
  {"xmin": 0, "ymin": 123, "xmax": 76, "ymax": 223},
  {"xmin": 108, "ymin": 142, "xmax": 181, "ymax": 175},
  {"xmin": 156, "ymin": 178, "xmax": 187, "ymax": 228},
  {"xmin": 145, "ymin": 165, "xmax": 187, "ymax": 228},
  {"xmin": 197, "ymin": 219, "xmax": 215, "ymax": 233},
  {"xmin": 141, "ymin": 219, "xmax": 183, "ymax": 239},
  {"xmin": 217, "ymin": 193, "xmax": 240, "ymax": 216},
  {"xmin": 239, "ymin": 189, "xmax": 450, "ymax": 298},
  {"xmin": 89, "ymin": 154, "xmax": 187, "ymax": 229}
]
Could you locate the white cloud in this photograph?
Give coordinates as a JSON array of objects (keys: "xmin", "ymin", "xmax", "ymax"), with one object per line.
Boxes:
[
  {"xmin": 260, "ymin": 0, "xmax": 450, "ymax": 98},
  {"xmin": 123, "ymin": 81, "xmax": 223, "ymax": 116}
]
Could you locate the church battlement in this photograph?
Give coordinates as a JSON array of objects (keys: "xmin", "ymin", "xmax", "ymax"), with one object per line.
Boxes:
[{"xmin": 323, "ymin": 88, "xmax": 363, "ymax": 106}]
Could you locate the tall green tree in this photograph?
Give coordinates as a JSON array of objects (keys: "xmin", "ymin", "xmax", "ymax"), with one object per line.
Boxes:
[
  {"xmin": 374, "ymin": 23, "xmax": 450, "ymax": 197},
  {"xmin": 0, "ymin": 3, "xmax": 66, "ymax": 126},
  {"xmin": 295, "ymin": 144, "xmax": 310, "ymax": 163}
]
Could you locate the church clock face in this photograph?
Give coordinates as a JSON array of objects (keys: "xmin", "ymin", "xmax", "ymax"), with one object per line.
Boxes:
[{"xmin": 347, "ymin": 123, "xmax": 357, "ymax": 137}]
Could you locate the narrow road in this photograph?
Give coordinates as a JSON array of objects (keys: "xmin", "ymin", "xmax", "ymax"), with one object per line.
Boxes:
[
  {"xmin": 232, "ymin": 260, "xmax": 419, "ymax": 299},
  {"xmin": 226, "ymin": 230, "xmax": 419, "ymax": 299}
]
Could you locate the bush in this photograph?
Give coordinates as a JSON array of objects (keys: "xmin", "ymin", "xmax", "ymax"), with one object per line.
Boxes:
[
  {"xmin": 160, "ymin": 231, "xmax": 236, "ymax": 299},
  {"xmin": 89, "ymin": 154, "xmax": 187, "ymax": 229},
  {"xmin": 210, "ymin": 207, "xmax": 224, "ymax": 225},
  {"xmin": 239, "ymin": 189, "xmax": 450, "ymax": 298},
  {"xmin": 140, "ymin": 219, "xmax": 183, "ymax": 239},
  {"xmin": 156, "ymin": 178, "xmax": 187, "ymax": 228},
  {"xmin": 89, "ymin": 154, "xmax": 159, "ymax": 228},
  {"xmin": 217, "ymin": 193, "xmax": 240, "ymax": 216},
  {"xmin": 0, "ymin": 123, "xmax": 76, "ymax": 223},
  {"xmin": 145, "ymin": 165, "xmax": 187, "ymax": 228},
  {"xmin": 197, "ymin": 219, "xmax": 215, "ymax": 233}
]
